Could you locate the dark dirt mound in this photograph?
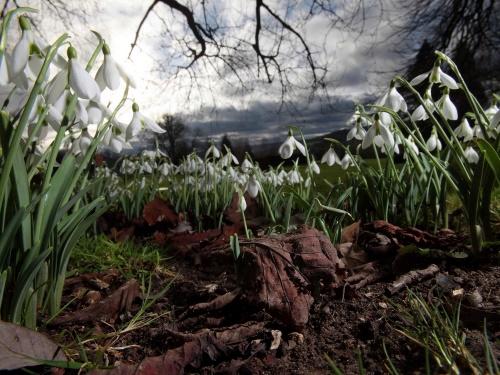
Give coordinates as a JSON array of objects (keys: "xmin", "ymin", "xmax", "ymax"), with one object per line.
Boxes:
[{"xmin": 44, "ymin": 223, "xmax": 499, "ymax": 374}]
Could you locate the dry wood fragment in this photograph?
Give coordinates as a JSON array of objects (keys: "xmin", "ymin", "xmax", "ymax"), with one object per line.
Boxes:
[{"xmin": 386, "ymin": 264, "xmax": 440, "ymax": 295}]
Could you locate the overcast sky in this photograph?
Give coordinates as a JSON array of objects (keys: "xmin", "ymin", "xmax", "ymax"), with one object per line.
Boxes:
[{"xmin": 11, "ymin": 0, "xmax": 408, "ymax": 143}]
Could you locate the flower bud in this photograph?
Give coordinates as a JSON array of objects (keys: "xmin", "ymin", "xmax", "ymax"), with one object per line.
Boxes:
[
  {"xmin": 132, "ymin": 102, "xmax": 139, "ymax": 112},
  {"xmin": 102, "ymin": 43, "xmax": 111, "ymax": 55}
]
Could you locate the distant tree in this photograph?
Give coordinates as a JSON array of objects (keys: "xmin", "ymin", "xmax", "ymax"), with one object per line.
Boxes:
[{"xmin": 157, "ymin": 114, "xmax": 187, "ymax": 162}]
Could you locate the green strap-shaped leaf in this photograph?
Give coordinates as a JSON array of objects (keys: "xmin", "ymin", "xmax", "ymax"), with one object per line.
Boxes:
[{"xmin": 476, "ymin": 139, "xmax": 500, "ymax": 183}]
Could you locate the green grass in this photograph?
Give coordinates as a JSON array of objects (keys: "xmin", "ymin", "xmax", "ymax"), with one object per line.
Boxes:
[{"xmin": 70, "ymin": 235, "xmax": 172, "ymax": 280}]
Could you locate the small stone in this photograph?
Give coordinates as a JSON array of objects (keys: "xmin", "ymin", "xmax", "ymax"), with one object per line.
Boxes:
[
  {"xmin": 322, "ymin": 305, "xmax": 331, "ymax": 314},
  {"xmin": 378, "ymin": 302, "xmax": 388, "ymax": 309},
  {"xmin": 270, "ymin": 330, "xmax": 282, "ymax": 350},
  {"xmin": 84, "ymin": 290, "xmax": 102, "ymax": 305},
  {"xmin": 288, "ymin": 332, "xmax": 304, "ymax": 346}
]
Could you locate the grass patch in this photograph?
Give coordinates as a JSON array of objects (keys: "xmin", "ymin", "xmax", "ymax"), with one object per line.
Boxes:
[{"xmin": 70, "ymin": 235, "xmax": 171, "ymax": 280}]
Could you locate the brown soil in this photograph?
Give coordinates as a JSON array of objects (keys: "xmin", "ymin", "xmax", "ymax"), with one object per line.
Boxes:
[{"xmin": 40, "ymin": 223, "xmax": 499, "ymax": 375}]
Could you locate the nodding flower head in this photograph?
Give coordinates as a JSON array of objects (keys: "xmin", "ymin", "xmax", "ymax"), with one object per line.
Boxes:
[
  {"xmin": 410, "ymin": 60, "xmax": 458, "ymax": 90},
  {"xmin": 278, "ymin": 129, "xmax": 306, "ymax": 159},
  {"xmin": 67, "ymin": 46, "xmax": 101, "ymax": 100}
]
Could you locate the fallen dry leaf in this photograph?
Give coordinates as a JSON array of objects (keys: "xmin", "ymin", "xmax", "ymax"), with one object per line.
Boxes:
[
  {"xmin": 0, "ymin": 321, "xmax": 67, "ymax": 370},
  {"xmin": 143, "ymin": 198, "xmax": 178, "ymax": 226}
]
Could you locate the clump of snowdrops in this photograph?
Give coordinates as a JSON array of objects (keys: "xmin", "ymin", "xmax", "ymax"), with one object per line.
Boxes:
[
  {"xmin": 0, "ymin": 8, "xmax": 164, "ymax": 327},
  {"xmin": 323, "ymin": 51, "xmax": 499, "ymax": 254},
  {"xmin": 96, "ymin": 137, "xmax": 351, "ymax": 240}
]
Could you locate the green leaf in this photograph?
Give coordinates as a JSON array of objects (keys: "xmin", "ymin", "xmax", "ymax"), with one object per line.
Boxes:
[{"xmin": 476, "ymin": 139, "xmax": 500, "ymax": 182}]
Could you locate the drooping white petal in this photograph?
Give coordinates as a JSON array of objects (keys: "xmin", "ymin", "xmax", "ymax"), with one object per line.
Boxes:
[
  {"xmin": 76, "ymin": 99, "xmax": 88, "ymax": 125},
  {"xmin": 362, "ymin": 125, "xmax": 376, "ymax": 149},
  {"xmin": 454, "ymin": 118, "xmax": 473, "ymax": 141},
  {"xmin": 10, "ymin": 31, "xmax": 30, "ymax": 78},
  {"xmin": 464, "ymin": 146, "xmax": 479, "ymax": 164},
  {"xmin": 440, "ymin": 94, "xmax": 458, "ymax": 120},
  {"xmin": 140, "ymin": 113, "xmax": 165, "ymax": 133},
  {"xmin": 293, "ymin": 138, "xmax": 306, "ymax": 156},
  {"xmin": 0, "ymin": 54, "xmax": 10, "ymax": 85},
  {"xmin": 310, "ymin": 160, "xmax": 320, "ymax": 174},
  {"xmin": 87, "ymin": 102, "xmax": 103, "ymax": 124},
  {"xmin": 410, "ymin": 71, "xmax": 429, "ymax": 86},
  {"xmin": 69, "ymin": 59, "xmax": 100, "ymax": 100},
  {"xmin": 116, "ymin": 62, "xmax": 137, "ymax": 88},
  {"xmin": 379, "ymin": 124, "xmax": 395, "ymax": 148},
  {"xmin": 126, "ymin": 112, "xmax": 142, "ymax": 140},
  {"xmin": 103, "ymin": 55, "xmax": 120, "ymax": 90},
  {"xmin": 46, "ymin": 70, "xmax": 67, "ymax": 104},
  {"xmin": 278, "ymin": 137, "xmax": 294, "ymax": 159},
  {"xmin": 341, "ymin": 154, "xmax": 352, "ymax": 170},
  {"xmin": 440, "ymin": 71, "xmax": 459, "ymax": 90}
]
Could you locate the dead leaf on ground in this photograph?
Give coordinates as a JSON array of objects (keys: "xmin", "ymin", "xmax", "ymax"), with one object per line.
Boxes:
[
  {"xmin": 89, "ymin": 322, "xmax": 266, "ymax": 375},
  {"xmin": 51, "ymin": 279, "xmax": 142, "ymax": 325},
  {"xmin": 0, "ymin": 321, "xmax": 67, "ymax": 370},
  {"xmin": 143, "ymin": 198, "xmax": 178, "ymax": 226}
]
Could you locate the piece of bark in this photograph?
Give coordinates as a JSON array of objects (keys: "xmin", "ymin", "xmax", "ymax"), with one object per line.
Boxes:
[
  {"xmin": 386, "ymin": 264, "xmax": 440, "ymax": 295},
  {"xmin": 51, "ymin": 279, "xmax": 142, "ymax": 325}
]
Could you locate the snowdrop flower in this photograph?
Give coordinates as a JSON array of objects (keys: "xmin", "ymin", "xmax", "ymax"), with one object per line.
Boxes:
[
  {"xmin": 239, "ymin": 193, "xmax": 247, "ymax": 212},
  {"xmin": 362, "ymin": 114, "xmax": 394, "ymax": 150},
  {"xmin": 278, "ymin": 130, "xmax": 306, "ymax": 159},
  {"xmin": 95, "ymin": 43, "xmax": 120, "ymax": 91},
  {"xmin": 411, "ymin": 88, "xmax": 435, "ymax": 121},
  {"xmin": 304, "ymin": 177, "xmax": 311, "ymax": 188},
  {"xmin": 485, "ymin": 102, "xmax": 498, "ymax": 120},
  {"xmin": 310, "ymin": 159, "xmax": 320, "ymax": 174},
  {"xmin": 205, "ymin": 142, "xmax": 221, "ymax": 159},
  {"xmin": 454, "ymin": 118, "xmax": 473, "ymax": 141},
  {"xmin": 241, "ymin": 158, "xmax": 253, "ymax": 173},
  {"xmin": 79, "ymin": 129, "xmax": 93, "ymax": 154},
  {"xmin": 0, "ymin": 53, "xmax": 10, "ymax": 86},
  {"xmin": 410, "ymin": 61, "xmax": 459, "ymax": 90},
  {"xmin": 341, "ymin": 153, "xmax": 353, "ymax": 170},
  {"xmin": 321, "ymin": 147, "xmax": 340, "ymax": 166},
  {"xmin": 221, "ymin": 148, "xmax": 239, "ymax": 166},
  {"xmin": 404, "ymin": 135, "xmax": 419, "ymax": 157},
  {"xmin": 491, "ymin": 110, "xmax": 500, "ymax": 130},
  {"xmin": 246, "ymin": 175, "xmax": 260, "ymax": 198},
  {"xmin": 378, "ymin": 82, "xmax": 407, "ymax": 112},
  {"xmin": 127, "ymin": 102, "xmax": 165, "ymax": 140},
  {"xmin": 437, "ymin": 89, "xmax": 458, "ymax": 120},
  {"xmin": 347, "ymin": 118, "xmax": 366, "ymax": 141},
  {"xmin": 426, "ymin": 128, "xmax": 442, "ymax": 152},
  {"xmin": 87, "ymin": 101, "xmax": 103, "ymax": 124},
  {"xmin": 67, "ymin": 46, "xmax": 101, "ymax": 100},
  {"xmin": 464, "ymin": 146, "xmax": 479, "ymax": 164},
  {"xmin": 10, "ymin": 16, "xmax": 33, "ymax": 79},
  {"xmin": 472, "ymin": 123, "xmax": 485, "ymax": 139},
  {"xmin": 288, "ymin": 169, "xmax": 302, "ymax": 184}
]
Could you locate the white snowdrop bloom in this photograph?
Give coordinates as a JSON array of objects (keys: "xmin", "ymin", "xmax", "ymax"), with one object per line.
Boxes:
[
  {"xmin": 128, "ymin": 103, "xmax": 165, "ymax": 137},
  {"xmin": 0, "ymin": 54, "xmax": 10, "ymax": 86},
  {"xmin": 75, "ymin": 99, "xmax": 88, "ymax": 126},
  {"xmin": 239, "ymin": 193, "xmax": 247, "ymax": 212},
  {"xmin": 246, "ymin": 175, "xmax": 260, "ymax": 198},
  {"xmin": 347, "ymin": 119, "xmax": 366, "ymax": 141},
  {"xmin": 310, "ymin": 159, "xmax": 320, "ymax": 174},
  {"xmin": 485, "ymin": 103, "xmax": 498, "ymax": 119},
  {"xmin": 437, "ymin": 90, "xmax": 458, "ymax": 120},
  {"xmin": 341, "ymin": 153, "xmax": 353, "ymax": 170},
  {"xmin": 426, "ymin": 129, "xmax": 442, "ymax": 152},
  {"xmin": 288, "ymin": 169, "xmax": 302, "ymax": 184},
  {"xmin": 278, "ymin": 131, "xmax": 306, "ymax": 159},
  {"xmin": 362, "ymin": 114, "xmax": 394, "ymax": 150},
  {"xmin": 221, "ymin": 148, "xmax": 239, "ymax": 166},
  {"xmin": 321, "ymin": 147, "xmax": 340, "ymax": 166},
  {"xmin": 141, "ymin": 161, "xmax": 154, "ymax": 174},
  {"xmin": 378, "ymin": 83, "xmax": 407, "ymax": 112},
  {"xmin": 67, "ymin": 47, "xmax": 100, "ymax": 100},
  {"xmin": 304, "ymin": 177, "xmax": 311, "ymax": 188},
  {"xmin": 411, "ymin": 89, "xmax": 434, "ymax": 121},
  {"xmin": 379, "ymin": 111, "xmax": 392, "ymax": 127},
  {"xmin": 10, "ymin": 17, "xmax": 32, "ymax": 78},
  {"xmin": 464, "ymin": 146, "xmax": 479, "ymax": 164},
  {"xmin": 27, "ymin": 49, "xmax": 47, "ymax": 81},
  {"xmin": 79, "ymin": 130, "xmax": 93, "ymax": 154},
  {"xmin": 410, "ymin": 63, "xmax": 458, "ymax": 90},
  {"xmin": 205, "ymin": 143, "xmax": 221, "ymax": 159},
  {"xmin": 159, "ymin": 162, "xmax": 171, "ymax": 177},
  {"xmin": 472, "ymin": 123, "xmax": 485, "ymax": 139},
  {"xmin": 404, "ymin": 135, "xmax": 420, "ymax": 157},
  {"xmin": 45, "ymin": 70, "xmax": 67, "ymax": 105},
  {"xmin": 116, "ymin": 62, "xmax": 137, "ymax": 88},
  {"xmin": 454, "ymin": 118, "xmax": 473, "ymax": 141},
  {"xmin": 46, "ymin": 89, "xmax": 68, "ymax": 130},
  {"xmin": 86, "ymin": 101, "xmax": 103, "ymax": 124},
  {"xmin": 95, "ymin": 44, "xmax": 120, "ymax": 91},
  {"xmin": 241, "ymin": 158, "xmax": 253, "ymax": 173}
]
